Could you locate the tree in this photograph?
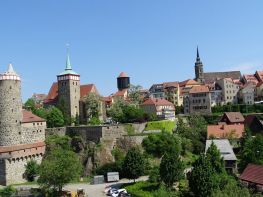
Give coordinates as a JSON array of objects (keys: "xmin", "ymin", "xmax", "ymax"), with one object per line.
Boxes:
[
  {"xmin": 107, "ymin": 98, "xmax": 126, "ymax": 122},
  {"xmin": 0, "ymin": 186, "xmax": 17, "ymax": 197},
  {"xmin": 122, "ymin": 147, "xmax": 145, "ymax": 182},
  {"xmin": 142, "ymin": 132, "xmax": 181, "ymax": 158},
  {"xmin": 239, "ymin": 134, "xmax": 263, "ymax": 171},
  {"xmin": 160, "ymin": 151, "xmax": 184, "ymax": 188},
  {"xmin": 188, "ymin": 154, "xmax": 217, "ymax": 197},
  {"xmin": 24, "ymin": 98, "xmax": 36, "ymax": 111},
  {"xmin": 83, "ymin": 93, "xmax": 101, "ymax": 121},
  {"xmin": 45, "ymin": 135, "xmax": 71, "ymax": 152},
  {"xmin": 46, "ymin": 107, "xmax": 64, "ymax": 128},
  {"xmin": 25, "ymin": 160, "xmax": 40, "ymax": 182},
  {"xmin": 206, "ymin": 141, "xmax": 225, "ymax": 174},
  {"xmin": 128, "ymin": 84, "xmax": 143, "ymax": 106},
  {"xmin": 38, "ymin": 148, "xmax": 82, "ymax": 195}
]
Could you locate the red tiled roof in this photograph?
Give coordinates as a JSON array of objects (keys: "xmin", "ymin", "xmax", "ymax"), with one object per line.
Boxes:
[
  {"xmin": 189, "ymin": 85, "xmax": 209, "ymax": 94},
  {"xmin": 243, "ymin": 74, "xmax": 259, "ymax": 85},
  {"xmin": 256, "ymin": 71, "xmax": 263, "ymax": 82},
  {"xmin": 222, "ymin": 112, "xmax": 245, "ymax": 123},
  {"xmin": 142, "ymin": 98, "xmax": 174, "ymax": 107},
  {"xmin": 44, "ymin": 82, "xmax": 58, "ymax": 104},
  {"xmin": 240, "ymin": 163, "xmax": 263, "ymax": 185},
  {"xmin": 118, "ymin": 72, "xmax": 128, "ymax": 78},
  {"xmin": 207, "ymin": 124, "xmax": 244, "ymax": 139},
  {"xmin": 179, "ymin": 79, "xmax": 199, "ymax": 87},
  {"xmin": 256, "ymin": 81, "xmax": 263, "ymax": 87},
  {"xmin": 163, "ymin": 81, "xmax": 179, "ymax": 88},
  {"xmin": 0, "ymin": 141, "xmax": 45, "ymax": 153},
  {"xmin": 22, "ymin": 110, "xmax": 45, "ymax": 123},
  {"xmin": 114, "ymin": 89, "xmax": 128, "ymax": 97},
  {"xmin": 80, "ymin": 84, "xmax": 99, "ymax": 98}
]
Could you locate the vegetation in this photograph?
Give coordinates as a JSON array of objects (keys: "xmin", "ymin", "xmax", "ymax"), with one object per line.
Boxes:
[
  {"xmin": 122, "ymin": 147, "xmax": 145, "ymax": 182},
  {"xmin": 212, "ymin": 103, "xmax": 263, "ymax": 114},
  {"xmin": 38, "ymin": 135, "xmax": 82, "ymax": 195},
  {"xmin": 144, "ymin": 120, "xmax": 176, "ymax": 133},
  {"xmin": 142, "ymin": 132, "xmax": 181, "ymax": 158},
  {"xmin": 25, "ymin": 160, "xmax": 40, "ymax": 182},
  {"xmin": 239, "ymin": 134, "xmax": 263, "ymax": 171},
  {"xmin": 160, "ymin": 151, "xmax": 184, "ymax": 188},
  {"xmin": 128, "ymin": 84, "xmax": 143, "ymax": 106},
  {"xmin": 83, "ymin": 93, "xmax": 101, "ymax": 122},
  {"xmin": 46, "ymin": 107, "xmax": 64, "ymax": 128},
  {"xmin": 0, "ymin": 186, "xmax": 17, "ymax": 197}
]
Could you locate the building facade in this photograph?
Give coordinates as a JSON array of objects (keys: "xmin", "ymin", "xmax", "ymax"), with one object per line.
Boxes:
[{"xmin": 216, "ymin": 78, "xmax": 239, "ymax": 104}]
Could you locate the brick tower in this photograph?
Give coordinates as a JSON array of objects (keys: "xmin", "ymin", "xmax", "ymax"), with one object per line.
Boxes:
[
  {"xmin": 57, "ymin": 53, "xmax": 80, "ymax": 119},
  {"xmin": 0, "ymin": 64, "xmax": 22, "ymax": 146}
]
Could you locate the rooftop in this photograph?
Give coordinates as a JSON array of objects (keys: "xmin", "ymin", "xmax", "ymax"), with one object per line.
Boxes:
[
  {"xmin": 22, "ymin": 110, "xmax": 45, "ymax": 123},
  {"xmin": 205, "ymin": 139, "xmax": 237, "ymax": 161},
  {"xmin": 207, "ymin": 124, "xmax": 244, "ymax": 139},
  {"xmin": 240, "ymin": 163, "xmax": 263, "ymax": 186},
  {"xmin": 221, "ymin": 112, "xmax": 245, "ymax": 123},
  {"xmin": 189, "ymin": 85, "xmax": 209, "ymax": 94}
]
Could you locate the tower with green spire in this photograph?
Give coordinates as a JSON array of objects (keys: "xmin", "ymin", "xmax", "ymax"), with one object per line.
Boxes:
[
  {"xmin": 194, "ymin": 46, "xmax": 205, "ymax": 83},
  {"xmin": 57, "ymin": 52, "xmax": 80, "ymax": 121}
]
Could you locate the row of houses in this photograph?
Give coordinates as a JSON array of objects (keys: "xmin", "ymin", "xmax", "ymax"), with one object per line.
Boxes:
[{"xmin": 205, "ymin": 112, "xmax": 263, "ymax": 192}]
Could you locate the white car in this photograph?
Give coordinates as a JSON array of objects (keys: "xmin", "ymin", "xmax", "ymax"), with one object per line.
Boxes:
[
  {"xmin": 111, "ymin": 189, "xmax": 127, "ymax": 197},
  {"xmin": 106, "ymin": 188, "xmax": 118, "ymax": 196}
]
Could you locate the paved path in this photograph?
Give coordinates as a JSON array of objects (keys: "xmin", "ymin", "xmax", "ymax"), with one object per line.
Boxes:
[{"xmin": 15, "ymin": 176, "xmax": 148, "ymax": 197}]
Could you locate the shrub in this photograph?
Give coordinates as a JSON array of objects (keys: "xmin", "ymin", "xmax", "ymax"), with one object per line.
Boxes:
[
  {"xmin": 25, "ymin": 160, "xmax": 40, "ymax": 182},
  {"xmin": 0, "ymin": 186, "xmax": 17, "ymax": 197}
]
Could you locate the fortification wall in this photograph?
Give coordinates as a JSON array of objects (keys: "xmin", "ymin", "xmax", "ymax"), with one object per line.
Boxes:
[
  {"xmin": 21, "ymin": 122, "xmax": 46, "ymax": 144},
  {"xmin": 45, "ymin": 127, "xmax": 67, "ymax": 136}
]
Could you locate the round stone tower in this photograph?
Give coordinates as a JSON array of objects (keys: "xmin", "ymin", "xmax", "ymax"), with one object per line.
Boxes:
[{"xmin": 0, "ymin": 64, "xmax": 22, "ymax": 146}]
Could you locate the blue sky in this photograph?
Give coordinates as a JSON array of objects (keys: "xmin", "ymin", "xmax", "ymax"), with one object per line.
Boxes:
[{"xmin": 0, "ymin": 1, "xmax": 263, "ymax": 101}]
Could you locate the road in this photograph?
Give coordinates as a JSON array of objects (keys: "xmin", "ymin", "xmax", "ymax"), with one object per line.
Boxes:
[{"xmin": 15, "ymin": 176, "xmax": 148, "ymax": 197}]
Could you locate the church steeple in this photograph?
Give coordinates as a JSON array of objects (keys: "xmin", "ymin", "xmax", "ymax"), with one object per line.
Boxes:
[
  {"xmin": 194, "ymin": 46, "xmax": 204, "ymax": 84},
  {"xmin": 66, "ymin": 52, "xmax": 72, "ymax": 71}
]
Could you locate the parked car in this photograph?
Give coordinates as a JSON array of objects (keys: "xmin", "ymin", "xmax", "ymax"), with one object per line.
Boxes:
[
  {"xmin": 111, "ymin": 189, "xmax": 127, "ymax": 197},
  {"xmin": 107, "ymin": 188, "xmax": 118, "ymax": 196}
]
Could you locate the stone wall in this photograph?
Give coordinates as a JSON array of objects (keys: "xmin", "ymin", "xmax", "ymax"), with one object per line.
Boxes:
[
  {"xmin": 0, "ymin": 80, "xmax": 22, "ymax": 146},
  {"xmin": 21, "ymin": 122, "xmax": 46, "ymax": 144},
  {"xmin": 45, "ymin": 127, "xmax": 67, "ymax": 136}
]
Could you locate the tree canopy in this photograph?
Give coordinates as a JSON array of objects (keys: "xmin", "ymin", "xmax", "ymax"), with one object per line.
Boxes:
[
  {"xmin": 83, "ymin": 93, "xmax": 101, "ymax": 121},
  {"xmin": 46, "ymin": 107, "xmax": 65, "ymax": 128},
  {"xmin": 122, "ymin": 147, "xmax": 145, "ymax": 181}
]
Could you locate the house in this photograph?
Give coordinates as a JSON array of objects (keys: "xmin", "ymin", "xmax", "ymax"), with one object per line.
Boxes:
[
  {"xmin": 31, "ymin": 93, "xmax": 47, "ymax": 105},
  {"xmin": 141, "ymin": 98, "xmax": 175, "ymax": 120},
  {"xmin": 216, "ymin": 78, "xmax": 239, "ymax": 104},
  {"xmin": 245, "ymin": 115, "xmax": 263, "ymax": 135},
  {"xmin": 255, "ymin": 71, "xmax": 263, "ymax": 82},
  {"xmin": 238, "ymin": 83, "xmax": 256, "ymax": 105},
  {"xmin": 205, "ymin": 139, "xmax": 237, "ymax": 173},
  {"xmin": 256, "ymin": 82, "xmax": 263, "ymax": 100},
  {"xmin": 149, "ymin": 83, "xmax": 165, "ymax": 99},
  {"xmin": 207, "ymin": 124, "xmax": 244, "ymax": 139},
  {"xmin": 208, "ymin": 82, "xmax": 223, "ymax": 106},
  {"xmin": 219, "ymin": 112, "xmax": 245, "ymax": 125},
  {"xmin": 184, "ymin": 85, "xmax": 211, "ymax": 114},
  {"xmin": 163, "ymin": 82, "xmax": 181, "ymax": 106},
  {"xmin": 242, "ymin": 74, "xmax": 259, "ymax": 86},
  {"xmin": 239, "ymin": 164, "xmax": 263, "ymax": 192}
]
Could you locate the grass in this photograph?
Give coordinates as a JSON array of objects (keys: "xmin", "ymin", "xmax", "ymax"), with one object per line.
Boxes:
[
  {"xmin": 144, "ymin": 120, "xmax": 176, "ymax": 133},
  {"xmin": 182, "ymin": 151, "xmax": 199, "ymax": 167}
]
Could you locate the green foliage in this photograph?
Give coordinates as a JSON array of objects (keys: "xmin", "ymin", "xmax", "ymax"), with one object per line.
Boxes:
[
  {"xmin": 38, "ymin": 148, "xmax": 83, "ymax": 193},
  {"xmin": 96, "ymin": 162, "xmax": 123, "ymax": 177},
  {"xmin": 122, "ymin": 147, "xmax": 146, "ymax": 181},
  {"xmin": 46, "ymin": 107, "xmax": 64, "ymax": 128},
  {"xmin": 45, "ymin": 135, "xmax": 71, "ymax": 152},
  {"xmin": 148, "ymin": 166, "xmax": 161, "ymax": 183},
  {"xmin": 124, "ymin": 124, "xmax": 135, "ymax": 135},
  {"xmin": 111, "ymin": 147, "xmax": 125, "ymax": 161},
  {"xmin": 88, "ymin": 117, "xmax": 101, "ymax": 125},
  {"xmin": 0, "ymin": 186, "xmax": 17, "ymax": 197},
  {"xmin": 160, "ymin": 151, "xmax": 184, "ymax": 188},
  {"xmin": 84, "ymin": 93, "xmax": 101, "ymax": 120},
  {"xmin": 128, "ymin": 84, "xmax": 143, "ymax": 106},
  {"xmin": 175, "ymin": 116, "xmax": 207, "ymax": 154},
  {"xmin": 108, "ymin": 98, "xmax": 145, "ymax": 123},
  {"xmin": 239, "ymin": 134, "xmax": 263, "ymax": 171},
  {"xmin": 24, "ymin": 98, "xmax": 48, "ymax": 119},
  {"xmin": 142, "ymin": 132, "xmax": 181, "ymax": 158},
  {"xmin": 188, "ymin": 154, "xmax": 217, "ymax": 197},
  {"xmin": 144, "ymin": 120, "xmax": 176, "ymax": 133},
  {"xmin": 212, "ymin": 104, "xmax": 263, "ymax": 114},
  {"xmin": 206, "ymin": 141, "xmax": 225, "ymax": 174},
  {"xmin": 25, "ymin": 160, "xmax": 40, "ymax": 182}
]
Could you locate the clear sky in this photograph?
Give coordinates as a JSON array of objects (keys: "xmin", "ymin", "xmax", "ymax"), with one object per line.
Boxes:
[{"xmin": 0, "ymin": 1, "xmax": 263, "ymax": 101}]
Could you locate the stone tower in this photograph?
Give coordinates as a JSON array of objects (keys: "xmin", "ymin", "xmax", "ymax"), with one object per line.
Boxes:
[
  {"xmin": 57, "ymin": 53, "xmax": 80, "ymax": 119},
  {"xmin": 0, "ymin": 64, "xmax": 22, "ymax": 146},
  {"xmin": 194, "ymin": 47, "xmax": 205, "ymax": 84},
  {"xmin": 117, "ymin": 72, "xmax": 130, "ymax": 91}
]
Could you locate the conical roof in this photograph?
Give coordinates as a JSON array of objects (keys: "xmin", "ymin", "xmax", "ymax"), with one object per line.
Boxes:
[
  {"xmin": 59, "ymin": 53, "xmax": 78, "ymax": 75},
  {"xmin": 4, "ymin": 63, "xmax": 19, "ymax": 76}
]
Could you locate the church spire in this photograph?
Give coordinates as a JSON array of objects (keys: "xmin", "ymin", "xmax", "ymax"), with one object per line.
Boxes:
[
  {"xmin": 65, "ymin": 47, "xmax": 72, "ymax": 71},
  {"xmin": 196, "ymin": 46, "xmax": 200, "ymax": 62}
]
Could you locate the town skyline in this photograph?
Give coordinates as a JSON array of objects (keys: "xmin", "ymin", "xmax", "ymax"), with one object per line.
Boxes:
[{"xmin": 0, "ymin": 1, "xmax": 263, "ymax": 100}]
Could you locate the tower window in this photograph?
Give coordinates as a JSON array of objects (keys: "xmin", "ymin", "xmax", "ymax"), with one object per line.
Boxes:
[{"xmin": 10, "ymin": 86, "xmax": 12, "ymax": 89}]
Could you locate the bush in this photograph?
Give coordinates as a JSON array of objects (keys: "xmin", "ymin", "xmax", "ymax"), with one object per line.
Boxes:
[
  {"xmin": 89, "ymin": 117, "xmax": 101, "ymax": 125},
  {"xmin": 144, "ymin": 120, "xmax": 176, "ymax": 133},
  {"xmin": 124, "ymin": 181, "xmax": 158, "ymax": 197},
  {"xmin": 25, "ymin": 160, "xmax": 40, "ymax": 182},
  {"xmin": 0, "ymin": 186, "xmax": 17, "ymax": 197}
]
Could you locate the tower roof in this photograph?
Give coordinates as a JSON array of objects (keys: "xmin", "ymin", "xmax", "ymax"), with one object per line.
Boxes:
[
  {"xmin": 196, "ymin": 46, "xmax": 201, "ymax": 62},
  {"xmin": 59, "ymin": 53, "xmax": 79, "ymax": 76},
  {"xmin": 0, "ymin": 63, "xmax": 21, "ymax": 80},
  {"xmin": 118, "ymin": 72, "xmax": 128, "ymax": 78}
]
